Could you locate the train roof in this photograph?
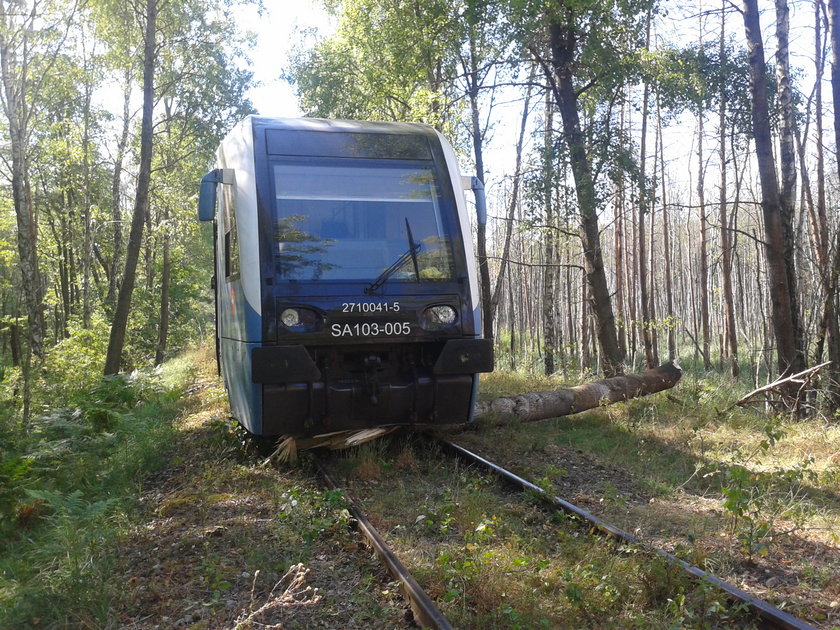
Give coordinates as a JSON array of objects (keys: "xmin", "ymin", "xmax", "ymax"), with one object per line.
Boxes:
[
  {"xmin": 219, "ymin": 116, "xmax": 444, "ymax": 162},
  {"xmin": 226, "ymin": 115, "xmax": 437, "ymax": 140}
]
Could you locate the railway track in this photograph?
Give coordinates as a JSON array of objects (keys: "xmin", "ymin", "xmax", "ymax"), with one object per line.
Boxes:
[
  {"xmin": 314, "ymin": 454, "xmax": 455, "ymax": 630},
  {"xmin": 312, "ymin": 433, "xmax": 818, "ymax": 630},
  {"xmin": 438, "ymin": 437, "xmax": 817, "ymax": 630}
]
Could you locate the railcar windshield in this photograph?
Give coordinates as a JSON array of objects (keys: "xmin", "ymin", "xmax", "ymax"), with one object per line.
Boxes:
[{"xmin": 272, "ymin": 161, "xmax": 455, "ymax": 282}]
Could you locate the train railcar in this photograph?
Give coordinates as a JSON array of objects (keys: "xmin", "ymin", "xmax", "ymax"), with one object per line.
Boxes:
[{"xmin": 198, "ymin": 116, "xmax": 493, "ymax": 437}]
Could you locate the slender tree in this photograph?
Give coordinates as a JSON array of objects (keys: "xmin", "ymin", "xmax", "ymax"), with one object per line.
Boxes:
[
  {"xmin": 741, "ymin": 0, "xmax": 806, "ymax": 384},
  {"xmin": 104, "ymin": 0, "xmax": 156, "ymax": 375},
  {"xmin": 824, "ymin": 0, "xmax": 840, "ymax": 407},
  {"xmin": 540, "ymin": 90, "xmax": 557, "ymax": 375},
  {"xmin": 719, "ymin": 1, "xmax": 739, "ymax": 377},
  {"xmin": 638, "ymin": 9, "xmax": 655, "ymax": 370},
  {"xmin": 525, "ymin": 0, "xmax": 651, "ymax": 377}
]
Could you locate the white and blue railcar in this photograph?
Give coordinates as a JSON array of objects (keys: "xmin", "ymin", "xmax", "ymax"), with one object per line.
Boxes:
[{"xmin": 198, "ymin": 116, "xmax": 493, "ymax": 437}]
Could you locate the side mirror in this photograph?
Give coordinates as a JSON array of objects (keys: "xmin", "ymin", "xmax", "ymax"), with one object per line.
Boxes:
[
  {"xmin": 198, "ymin": 170, "xmax": 222, "ymax": 222},
  {"xmin": 198, "ymin": 169, "xmax": 235, "ymax": 221},
  {"xmin": 470, "ymin": 176, "xmax": 487, "ymax": 227}
]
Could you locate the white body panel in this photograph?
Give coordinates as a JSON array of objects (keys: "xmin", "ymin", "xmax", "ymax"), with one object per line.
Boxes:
[
  {"xmin": 437, "ymin": 131, "xmax": 481, "ymax": 336},
  {"xmin": 217, "ymin": 116, "xmax": 261, "ymax": 319}
]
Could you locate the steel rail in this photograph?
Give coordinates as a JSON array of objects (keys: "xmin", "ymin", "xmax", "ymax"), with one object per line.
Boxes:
[
  {"xmin": 441, "ymin": 438, "xmax": 816, "ymax": 630},
  {"xmin": 315, "ymin": 457, "xmax": 454, "ymax": 630}
]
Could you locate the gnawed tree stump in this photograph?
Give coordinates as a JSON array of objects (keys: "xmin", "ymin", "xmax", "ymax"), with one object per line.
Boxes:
[{"xmin": 470, "ymin": 362, "xmax": 683, "ymax": 426}]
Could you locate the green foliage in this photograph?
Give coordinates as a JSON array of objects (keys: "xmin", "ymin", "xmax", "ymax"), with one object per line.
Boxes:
[
  {"xmin": 36, "ymin": 316, "xmax": 111, "ymax": 403},
  {"xmin": 0, "ymin": 358, "xmax": 191, "ymax": 628},
  {"xmin": 274, "ymin": 484, "xmax": 352, "ymax": 562},
  {"xmin": 0, "ymin": 0, "xmax": 256, "ymax": 385},
  {"xmin": 652, "ymin": 38, "xmax": 756, "ymax": 137},
  {"xmin": 199, "ymin": 553, "xmax": 234, "ymax": 605},
  {"xmin": 288, "ymin": 0, "xmax": 517, "ymax": 152},
  {"xmin": 288, "ymin": 0, "xmax": 465, "ymax": 134}
]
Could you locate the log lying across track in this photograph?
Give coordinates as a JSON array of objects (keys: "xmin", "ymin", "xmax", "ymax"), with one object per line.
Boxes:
[
  {"xmin": 268, "ymin": 363, "xmax": 682, "ymax": 460},
  {"xmin": 470, "ymin": 362, "xmax": 683, "ymax": 426}
]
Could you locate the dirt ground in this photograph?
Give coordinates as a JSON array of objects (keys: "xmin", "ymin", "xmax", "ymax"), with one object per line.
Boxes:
[{"xmin": 111, "ymin": 393, "xmax": 413, "ymax": 630}]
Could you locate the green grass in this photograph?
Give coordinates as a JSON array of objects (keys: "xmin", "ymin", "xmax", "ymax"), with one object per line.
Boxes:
[
  {"xmin": 0, "ymin": 359, "xmax": 191, "ymax": 629},
  {"xmin": 454, "ymin": 366, "xmax": 840, "ymax": 625},
  {"xmin": 338, "ymin": 436, "xmax": 758, "ymax": 628}
]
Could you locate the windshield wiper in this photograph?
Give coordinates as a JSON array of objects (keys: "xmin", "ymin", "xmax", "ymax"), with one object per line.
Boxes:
[{"xmin": 365, "ymin": 218, "xmax": 421, "ymax": 295}]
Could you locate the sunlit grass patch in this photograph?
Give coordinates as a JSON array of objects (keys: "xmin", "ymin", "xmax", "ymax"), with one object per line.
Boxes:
[{"xmin": 477, "ymin": 368, "xmax": 587, "ymax": 402}]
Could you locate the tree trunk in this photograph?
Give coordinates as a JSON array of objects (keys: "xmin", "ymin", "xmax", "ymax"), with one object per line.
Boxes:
[
  {"xmin": 824, "ymin": 0, "xmax": 840, "ymax": 408},
  {"xmin": 656, "ymin": 89, "xmax": 676, "ymax": 362},
  {"xmin": 155, "ymin": 210, "xmax": 170, "ymax": 366},
  {"xmin": 742, "ymin": 0, "xmax": 806, "ymax": 380},
  {"xmin": 638, "ymin": 11, "xmax": 655, "ymax": 370},
  {"xmin": 775, "ymin": 0, "xmax": 798, "ymax": 219},
  {"xmin": 466, "ymin": 33, "xmax": 493, "ymax": 341},
  {"xmin": 473, "ymin": 362, "xmax": 682, "ymax": 425},
  {"xmin": 696, "ymin": 114, "xmax": 712, "ymax": 370},
  {"xmin": 648, "ymin": 188, "xmax": 659, "ymax": 365},
  {"xmin": 773, "ymin": 0, "xmax": 806, "ymax": 377},
  {"xmin": 548, "ymin": 21, "xmax": 623, "ymax": 377},
  {"xmin": 580, "ymin": 270, "xmax": 591, "ymax": 372},
  {"xmin": 614, "ymin": 97, "xmax": 627, "ymax": 359},
  {"xmin": 614, "ymin": 186, "xmax": 627, "ymax": 358},
  {"xmin": 9, "ymin": 321, "xmax": 20, "ymax": 367},
  {"xmin": 507, "ymin": 271, "xmax": 516, "ymax": 370},
  {"xmin": 104, "ymin": 0, "xmax": 157, "ymax": 375},
  {"xmin": 720, "ymin": 1, "xmax": 739, "ymax": 378},
  {"xmin": 81, "ymin": 35, "xmax": 93, "ymax": 329},
  {"xmin": 541, "ymin": 91, "xmax": 557, "ymax": 375},
  {"xmin": 0, "ymin": 6, "xmax": 45, "ymax": 361}
]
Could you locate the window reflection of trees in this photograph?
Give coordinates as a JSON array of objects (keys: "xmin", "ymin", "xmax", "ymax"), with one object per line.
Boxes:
[
  {"xmin": 339, "ymin": 134, "xmax": 429, "ymax": 160},
  {"xmin": 400, "ymin": 171, "xmax": 437, "ymax": 200},
  {"xmin": 417, "ymin": 235, "xmax": 452, "ymax": 279},
  {"xmin": 274, "ymin": 215, "xmax": 335, "ymax": 280}
]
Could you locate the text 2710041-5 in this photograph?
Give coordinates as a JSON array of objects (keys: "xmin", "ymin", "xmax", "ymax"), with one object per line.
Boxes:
[{"xmin": 341, "ymin": 302, "xmax": 400, "ymax": 313}]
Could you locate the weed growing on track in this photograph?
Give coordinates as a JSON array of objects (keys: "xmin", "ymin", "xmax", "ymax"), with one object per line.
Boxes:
[{"xmin": 455, "ymin": 367, "xmax": 840, "ymax": 627}]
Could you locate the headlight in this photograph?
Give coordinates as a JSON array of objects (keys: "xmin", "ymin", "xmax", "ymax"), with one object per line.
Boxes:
[
  {"xmin": 281, "ymin": 308, "xmax": 300, "ymax": 327},
  {"xmin": 420, "ymin": 304, "xmax": 458, "ymax": 330},
  {"xmin": 280, "ymin": 307, "xmax": 319, "ymax": 331}
]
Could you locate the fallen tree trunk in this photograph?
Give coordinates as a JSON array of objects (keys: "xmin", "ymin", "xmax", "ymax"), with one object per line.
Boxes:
[
  {"xmin": 721, "ymin": 360, "xmax": 831, "ymax": 414},
  {"xmin": 267, "ymin": 363, "xmax": 682, "ymax": 462},
  {"xmin": 470, "ymin": 362, "xmax": 683, "ymax": 426}
]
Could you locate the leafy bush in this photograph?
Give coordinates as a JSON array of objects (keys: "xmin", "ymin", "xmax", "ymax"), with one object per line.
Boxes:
[{"xmin": 35, "ymin": 316, "xmax": 111, "ymax": 406}]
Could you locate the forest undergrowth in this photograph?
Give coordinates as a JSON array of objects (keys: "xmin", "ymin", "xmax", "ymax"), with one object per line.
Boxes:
[
  {"xmin": 0, "ymin": 344, "xmax": 407, "ymax": 629},
  {"xmin": 0, "ymin": 344, "xmax": 838, "ymax": 628},
  {"xmin": 455, "ymin": 365, "xmax": 840, "ymax": 627},
  {"xmin": 0, "ymin": 345, "xmax": 189, "ymax": 627}
]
